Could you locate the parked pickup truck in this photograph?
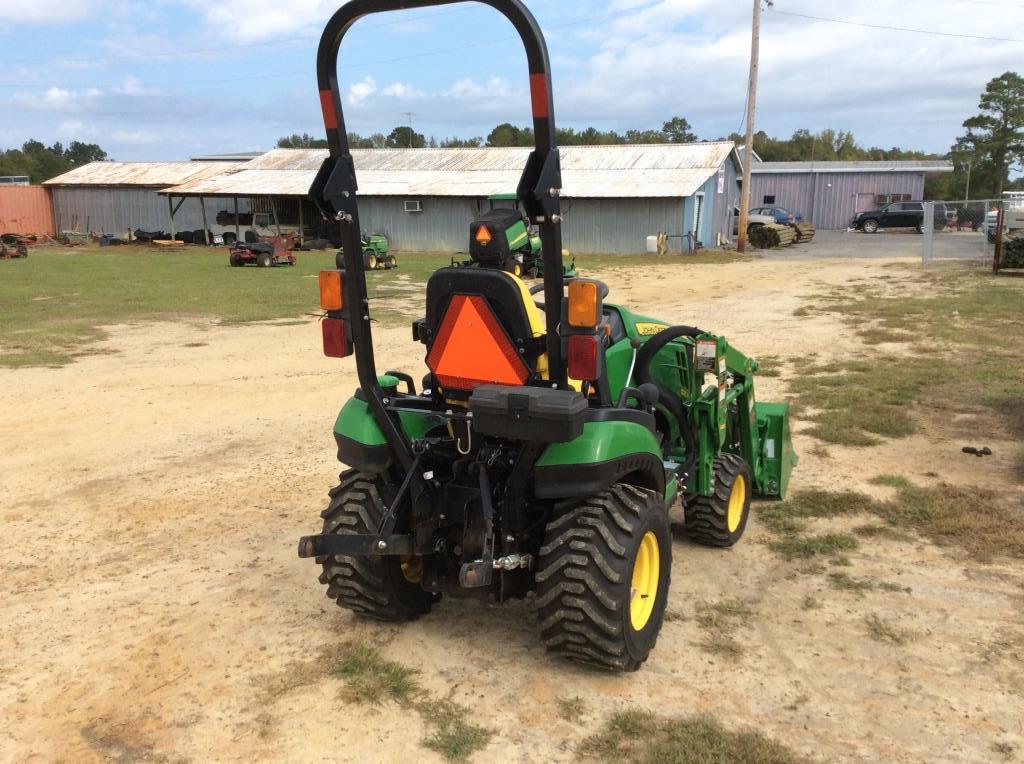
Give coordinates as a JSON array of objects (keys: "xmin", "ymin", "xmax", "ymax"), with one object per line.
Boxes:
[
  {"xmin": 732, "ymin": 206, "xmax": 777, "ymax": 237},
  {"xmin": 850, "ymin": 201, "xmax": 947, "ymax": 234}
]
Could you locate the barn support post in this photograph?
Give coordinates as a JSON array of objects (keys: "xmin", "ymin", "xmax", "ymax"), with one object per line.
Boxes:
[
  {"xmin": 199, "ymin": 196, "xmax": 211, "ymax": 245},
  {"xmin": 167, "ymin": 196, "xmax": 186, "ymax": 239},
  {"xmin": 298, "ymin": 199, "xmax": 304, "ymax": 246},
  {"xmin": 233, "ymin": 196, "xmax": 240, "ymax": 241},
  {"xmin": 271, "ymin": 197, "xmax": 281, "ymax": 236}
]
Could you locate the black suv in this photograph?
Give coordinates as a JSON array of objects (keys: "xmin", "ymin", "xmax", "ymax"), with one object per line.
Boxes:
[{"xmin": 851, "ymin": 201, "xmax": 947, "ymax": 233}]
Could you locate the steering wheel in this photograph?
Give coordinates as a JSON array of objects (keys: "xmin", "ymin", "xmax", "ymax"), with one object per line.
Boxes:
[{"xmin": 529, "ymin": 281, "xmax": 546, "ymax": 310}]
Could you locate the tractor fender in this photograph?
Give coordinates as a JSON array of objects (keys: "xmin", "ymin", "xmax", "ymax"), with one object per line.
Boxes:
[
  {"xmin": 534, "ymin": 419, "xmax": 665, "ymax": 500},
  {"xmin": 333, "ymin": 396, "xmax": 442, "ymax": 473}
]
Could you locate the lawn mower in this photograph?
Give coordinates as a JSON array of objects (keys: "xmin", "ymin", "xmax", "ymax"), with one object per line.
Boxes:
[
  {"xmin": 356, "ymin": 232, "xmax": 397, "ymax": 271},
  {"xmin": 1, "ymin": 233, "xmax": 33, "ymax": 259},
  {"xmin": 229, "ymin": 234, "xmax": 296, "ymax": 267},
  {"xmin": 299, "ymin": 0, "xmax": 796, "ymax": 672}
]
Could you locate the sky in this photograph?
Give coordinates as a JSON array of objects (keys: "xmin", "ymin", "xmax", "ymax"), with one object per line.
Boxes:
[{"xmin": 0, "ymin": 0, "xmax": 1022, "ymax": 161}]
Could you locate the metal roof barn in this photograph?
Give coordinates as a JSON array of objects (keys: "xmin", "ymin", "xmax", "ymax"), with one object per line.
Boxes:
[
  {"xmin": 161, "ymin": 144, "xmax": 738, "ymax": 199},
  {"xmin": 157, "ymin": 144, "xmax": 742, "ymax": 253},
  {"xmin": 751, "ymin": 160, "xmax": 953, "ymax": 230},
  {"xmin": 44, "ymin": 161, "xmax": 244, "ymax": 236}
]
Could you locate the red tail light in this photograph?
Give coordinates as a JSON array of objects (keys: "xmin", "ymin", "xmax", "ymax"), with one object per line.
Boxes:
[
  {"xmin": 322, "ymin": 317, "xmax": 352, "ymax": 358},
  {"xmin": 567, "ymin": 335, "xmax": 598, "ymax": 380}
]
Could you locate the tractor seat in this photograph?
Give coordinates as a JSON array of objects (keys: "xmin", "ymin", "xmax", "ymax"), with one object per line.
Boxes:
[{"xmin": 420, "ymin": 267, "xmax": 548, "ymax": 396}]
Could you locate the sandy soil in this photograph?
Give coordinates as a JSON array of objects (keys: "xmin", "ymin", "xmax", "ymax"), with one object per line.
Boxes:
[{"xmin": 2, "ymin": 255, "xmax": 1022, "ymax": 763}]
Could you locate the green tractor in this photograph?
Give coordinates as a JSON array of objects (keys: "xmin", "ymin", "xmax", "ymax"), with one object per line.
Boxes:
[
  {"xmin": 302, "ymin": 0, "xmax": 796, "ymax": 671},
  {"xmin": 354, "ymin": 232, "xmax": 395, "ymax": 271},
  {"xmin": 463, "ymin": 193, "xmax": 576, "ymax": 279}
]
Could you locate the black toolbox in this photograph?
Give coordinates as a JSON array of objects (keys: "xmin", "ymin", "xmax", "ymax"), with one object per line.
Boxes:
[{"xmin": 468, "ymin": 385, "xmax": 587, "ymax": 443}]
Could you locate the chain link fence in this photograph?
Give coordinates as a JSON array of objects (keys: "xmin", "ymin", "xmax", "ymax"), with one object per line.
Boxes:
[{"xmin": 920, "ymin": 198, "xmax": 1009, "ymax": 268}]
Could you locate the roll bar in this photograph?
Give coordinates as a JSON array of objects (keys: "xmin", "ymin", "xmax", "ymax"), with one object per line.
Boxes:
[{"xmin": 309, "ymin": 0, "xmax": 566, "ymax": 470}]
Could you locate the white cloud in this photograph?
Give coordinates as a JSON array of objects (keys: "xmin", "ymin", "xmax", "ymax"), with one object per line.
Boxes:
[
  {"xmin": 0, "ymin": 0, "xmax": 98, "ymax": 23},
  {"xmin": 347, "ymin": 76, "xmax": 377, "ymax": 105},
  {"xmin": 550, "ymin": 0, "xmax": 1024, "ymax": 152},
  {"xmin": 180, "ymin": 0, "xmax": 336, "ymax": 42},
  {"xmin": 382, "ymin": 82, "xmax": 425, "ymax": 99}
]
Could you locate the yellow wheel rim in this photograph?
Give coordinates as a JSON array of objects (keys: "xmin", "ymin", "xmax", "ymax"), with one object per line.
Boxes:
[
  {"xmin": 400, "ymin": 556, "xmax": 422, "ymax": 584},
  {"xmin": 727, "ymin": 474, "xmax": 747, "ymax": 533},
  {"xmin": 630, "ymin": 531, "xmax": 660, "ymax": 631}
]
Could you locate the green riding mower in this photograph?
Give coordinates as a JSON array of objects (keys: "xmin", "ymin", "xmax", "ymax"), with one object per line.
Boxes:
[
  {"xmin": 354, "ymin": 232, "xmax": 396, "ymax": 271},
  {"xmin": 301, "ymin": 0, "xmax": 796, "ymax": 672}
]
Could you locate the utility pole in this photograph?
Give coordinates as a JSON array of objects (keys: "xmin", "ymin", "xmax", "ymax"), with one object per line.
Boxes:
[
  {"xmin": 402, "ymin": 111, "xmax": 417, "ymax": 148},
  {"xmin": 737, "ymin": 0, "xmax": 770, "ymax": 253}
]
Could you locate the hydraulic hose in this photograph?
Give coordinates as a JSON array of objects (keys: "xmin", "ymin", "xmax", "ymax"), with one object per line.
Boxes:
[{"xmin": 634, "ymin": 326, "xmax": 705, "ymax": 482}]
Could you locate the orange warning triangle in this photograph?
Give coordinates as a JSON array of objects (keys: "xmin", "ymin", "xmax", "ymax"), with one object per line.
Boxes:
[
  {"xmin": 475, "ymin": 226, "xmax": 492, "ymax": 245},
  {"xmin": 426, "ymin": 294, "xmax": 528, "ymax": 391}
]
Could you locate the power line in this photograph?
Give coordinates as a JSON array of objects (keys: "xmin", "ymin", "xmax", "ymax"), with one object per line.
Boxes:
[{"xmin": 769, "ymin": 9, "xmax": 1024, "ymax": 43}]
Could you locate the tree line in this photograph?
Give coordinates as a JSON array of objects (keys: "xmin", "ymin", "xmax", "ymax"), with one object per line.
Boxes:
[
  {"xmin": 280, "ymin": 72, "xmax": 1024, "ymax": 200},
  {"xmin": 0, "ymin": 140, "xmax": 108, "ymax": 184}
]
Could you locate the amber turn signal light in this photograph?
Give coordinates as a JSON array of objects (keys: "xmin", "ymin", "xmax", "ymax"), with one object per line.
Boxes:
[
  {"xmin": 567, "ymin": 280, "xmax": 599, "ymax": 328},
  {"xmin": 318, "ymin": 270, "xmax": 344, "ymax": 311}
]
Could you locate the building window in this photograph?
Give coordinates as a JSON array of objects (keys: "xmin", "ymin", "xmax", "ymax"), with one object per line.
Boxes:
[
  {"xmin": 762, "ymin": 195, "xmax": 775, "ymax": 205},
  {"xmin": 874, "ymin": 193, "xmax": 912, "ymax": 205},
  {"xmin": 404, "ymin": 200, "xmax": 423, "ymax": 213}
]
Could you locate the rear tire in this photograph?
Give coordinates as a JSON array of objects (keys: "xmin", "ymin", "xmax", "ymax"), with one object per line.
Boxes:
[
  {"xmin": 536, "ymin": 483, "xmax": 671, "ymax": 671},
  {"xmin": 229, "ymin": 252, "xmax": 243, "ymax": 267},
  {"xmin": 363, "ymin": 251, "xmax": 377, "ymax": 270},
  {"xmin": 316, "ymin": 471, "xmax": 434, "ymax": 621},
  {"xmin": 684, "ymin": 453, "xmax": 751, "ymax": 548}
]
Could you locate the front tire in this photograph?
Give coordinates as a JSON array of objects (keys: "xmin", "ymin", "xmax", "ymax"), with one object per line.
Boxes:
[
  {"xmin": 684, "ymin": 453, "xmax": 752, "ymax": 547},
  {"xmin": 861, "ymin": 219, "xmax": 879, "ymax": 234},
  {"xmin": 257, "ymin": 252, "xmax": 272, "ymax": 268},
  {"xmin": 316, "ymin": 471, "xmax": 434, "ymax": 621},
  {"xmin": 536, "ymin": 484, "xmax": 671, "ymax": 671}
]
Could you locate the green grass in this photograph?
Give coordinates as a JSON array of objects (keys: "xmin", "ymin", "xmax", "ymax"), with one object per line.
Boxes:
[
  {"xmin": 0, "ymin": 245, "xmax": 746, "ymax": 368},
  {"xmin": 769, "ymin": 533, "xmax": 859, "ymax": 561},
  {"xmin": 580, "ymin": 709, "xmax": 807, "ymax": 763},
  {"xmin": 869, "ymin": 475, "xmax": 1024, "ymax": 562},
  {"xmin": 864, "ymin": 613, "xmax": 914, "ymax": 645},
  {"xmin": 285, "ymin": 642, "xmax": 493, "ymax": 762},
  {"xmin": 694, "ymin": 599, "xmax": 755, "ymax": 657},
  {"xmin": 827, "ymin": 572, "xmax": 875, "ymax": 596},
  {"xmin": 790, "ymin": 266, "xmax": 1024, "ymax": 454},
  {"xmin": 762, "ymin": 478, "xmax": 1024, "ymax": 564},
  {"xmin": 419, "ymin": 699, "xmax": 493, "ymax": 762},
  {"xmin": 555, "ymin": 695, "xmax": 588, "ymax": 723},
  {"xmin": 332, "ymin": 645, "xmax": 422, "ymax": 705}
]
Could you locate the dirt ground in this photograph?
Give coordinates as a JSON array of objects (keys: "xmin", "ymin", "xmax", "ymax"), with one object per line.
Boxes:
[{"xmin": 2, "ymin": 254, "xmax": 1022, "ymax": 763}]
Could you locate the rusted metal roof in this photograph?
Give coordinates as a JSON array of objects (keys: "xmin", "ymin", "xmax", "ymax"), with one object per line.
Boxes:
[
  {"xmin": 161, "ymin": 143, "xmax": 739, "ymax": 199},
  {"xmin": 44, "ymin": 161, "xmax": 245, "ymax": 188}
]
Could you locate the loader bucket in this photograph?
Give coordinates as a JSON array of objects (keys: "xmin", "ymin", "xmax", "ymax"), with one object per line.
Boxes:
[{"xmin": 756, "ymin": 401, "xmax": 797, "ymax": 498}]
